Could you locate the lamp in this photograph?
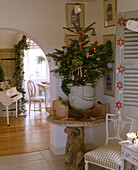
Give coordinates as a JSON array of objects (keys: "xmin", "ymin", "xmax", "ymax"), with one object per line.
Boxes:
[
  {"xmin": 126, "ymin": 18, "xmax": 138, "ymax": 32},
  {"xmin": 74, "ymin": 5, "xmax": 81, "ymax": 14}
]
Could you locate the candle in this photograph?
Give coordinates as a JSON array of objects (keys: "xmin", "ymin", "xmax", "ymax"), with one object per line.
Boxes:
[{"xmin": 126, "ymin": 132, "xmax": 137, "ymax": 144}]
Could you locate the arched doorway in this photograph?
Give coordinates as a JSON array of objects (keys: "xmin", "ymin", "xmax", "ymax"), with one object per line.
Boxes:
[{"xmin": 0, "ymin": 28, "xmax": 50, "ymax": 156}]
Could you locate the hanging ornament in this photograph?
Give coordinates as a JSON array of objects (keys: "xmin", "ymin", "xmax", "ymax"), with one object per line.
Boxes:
[
  {"xmin": 107, "ymin": 63, "xmax": 113, "ymax": 68},
  {"xmin": 73, "ymin": 28, "xmax": 77, "ymax": 33},
  {"xmin": 63, "ymin": 48, "xmax": 68, "ymax": 55},
  {"xmin": 53, "ymin": 72, "xmax": 57, "ymax": 77},
  {"xmin": 91, "ymin": 28, "xmax": 96, "ymax": 36},
  {"xmin": 72, "ymin": 75, "xmax": 75, "ymax": 80},
  {"xmin": 116, "ymin": 101, "xmax": 122, "ymax": 110},
  {"xmin": 117, "ymin": 38, "xmax": 124, "ymax": 46},
  {"xmin": 117, "ymin": 17, "xmax": 125, "ymax": 26},
  {"xmin": 78, "ymin": 42, "xmax": 83, "ymax": 48},
  {"xmin": 86, "ymin": 52, "xmax": 90, "ymax": 59},
  {"xmin": 118, "ymin": 65, "xmax": 125, "ymax": 74},
  {"xmin": 47, "ymin": 57, "xmax": 51, "ymax": 63},
  {"xmin": 77, "ymin": 67, "xmax": 82, "ymax": 77},
  {"xmin": 117, "ymin": 81, "xmax": 123, "ymax": 90}
]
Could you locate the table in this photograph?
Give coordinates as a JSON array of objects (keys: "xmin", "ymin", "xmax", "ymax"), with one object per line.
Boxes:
[
  {"xmin": 119, "ymin": 140, "xmax": 138, "ymax": 170},
  {"xmin": 37, "ymin": 83, "xmax": 50, "ymax": 108},
  {"xmin": 47, "ymin": 115, "xmax": 105, "ymax": 170}
]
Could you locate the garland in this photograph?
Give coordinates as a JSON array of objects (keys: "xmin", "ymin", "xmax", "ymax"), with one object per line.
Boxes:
[{"xmin": 13, "ymin": 35, "xmax": 30, "ymax": 115}]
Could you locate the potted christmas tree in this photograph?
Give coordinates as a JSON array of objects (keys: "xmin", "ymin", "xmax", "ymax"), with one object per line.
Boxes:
[{"xmin": 47, "ymin": 22, "xmax": 113, "ymax": 110}]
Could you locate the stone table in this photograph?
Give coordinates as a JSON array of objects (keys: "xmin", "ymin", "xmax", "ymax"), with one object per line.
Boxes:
[{"xmin": 47, "ymin": 115, "xmax": 105, "ymax": 170}]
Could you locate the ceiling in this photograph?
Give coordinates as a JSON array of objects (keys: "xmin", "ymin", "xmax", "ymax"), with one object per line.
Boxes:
[{"xmin": 0, "ymin": 29, "xmax": 23, "ymax": 49}]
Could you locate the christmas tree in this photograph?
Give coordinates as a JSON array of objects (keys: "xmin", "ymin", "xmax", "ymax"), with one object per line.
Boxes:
[{"xmin": 47, "ymin": 22, "xmax": 113, "ymax": 95}]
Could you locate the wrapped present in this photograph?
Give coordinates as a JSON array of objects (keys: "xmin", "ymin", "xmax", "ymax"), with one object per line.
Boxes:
[
  {"xmin": 94, "ymin": 103, "xmax": 109, "ymax": 118},
  {"xmin": 52, "ymin": 99, "xmax": 69, "ymax": 117},
  {"xmin": 56, "ymin": 104, "xmax": 69, "ymax": 117},
  {"xmin": 46, "ymin": 107, "xmax": 56, "ymax": 116}
]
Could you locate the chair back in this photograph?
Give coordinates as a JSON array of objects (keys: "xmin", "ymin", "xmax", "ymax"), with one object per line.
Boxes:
[
  {"xmin": 105, "ymin": 113, "xmax": 134, "ymax": 145},
  {"xmin": 27, "ymin": 80, "xmax": 36, "ymax": 99}
]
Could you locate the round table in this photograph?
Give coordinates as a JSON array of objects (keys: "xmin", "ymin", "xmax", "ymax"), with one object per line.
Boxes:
[{"xmin": 47, "ymin": 115, "xmax": 105, "ymax": 170}]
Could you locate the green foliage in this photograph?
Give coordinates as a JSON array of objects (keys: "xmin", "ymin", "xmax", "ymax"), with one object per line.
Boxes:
[
  {"xmin": 47, "ymin": 22, "xmax": 113, "ymax": 96},
  {"xmin": 36, "ymin": 55, "xmax": 45, "ymax": 64},
  {"xmin": 0, "ymin": 66, "xmax": 4, "ymax": 82},
  {"xmin": 13, "ymin": 35, "xmax": 30, "ymax": 114}
]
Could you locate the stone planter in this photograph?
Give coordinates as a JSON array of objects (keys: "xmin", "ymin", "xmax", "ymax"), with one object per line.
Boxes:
[{"xmin": 68, "ymin": 83, "xmax": 95, "ymax": 111}]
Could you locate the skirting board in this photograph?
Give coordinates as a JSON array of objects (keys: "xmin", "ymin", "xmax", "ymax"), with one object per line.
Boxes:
[{"xmin": 49, "ymin": 143, "xmax": 65, "ymax": 155}]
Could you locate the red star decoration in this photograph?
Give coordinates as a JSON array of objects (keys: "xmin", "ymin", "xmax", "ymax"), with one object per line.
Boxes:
[
  {"xmin": 117, "ymin": 81, "xmax": 123, "ymax": 90},
  {"xmin": 117, "ymin": 38, "xmax": 124, "ymax": 46},
  {"xmin": 116, "ymin": 101, "xmax": 122, "ymax": 110},
  {"xmin": 117, "ymin": 17, "xmax": 125, "ymax": 26},
  {"xmin": 118, "ymin": 65, "xmax": 125, "ymax": 74}
]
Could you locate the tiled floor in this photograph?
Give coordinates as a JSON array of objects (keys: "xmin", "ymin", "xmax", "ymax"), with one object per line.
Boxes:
[{"xmin": 0, "ymin": 149, "xmax": 105, "ymax": 170}]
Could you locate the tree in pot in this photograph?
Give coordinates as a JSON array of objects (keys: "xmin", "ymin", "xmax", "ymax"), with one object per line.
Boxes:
[{"xmin": 47, "ymin": 22, "xmax": 113, "ymax": 110}]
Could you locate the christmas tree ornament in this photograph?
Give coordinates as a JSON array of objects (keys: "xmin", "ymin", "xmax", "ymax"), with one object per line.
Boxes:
[
  {"xmin": 118, "ymin": 65, "xmax": 125, "ymax": 74},
  {"xmin": 117, "ymin": 17, "xmax": 125, "ymax": 26},
  {"xmin": 74, "ymin": 5, "xmax": 81, "ymax": 14},
  {"xmin": 78, "ymin": 42, "xmax": 83, "ymax": 48},
  {"xmin": 86, "ymin": 52, "xmax": 89, "ymax": 59},
  {"xmin": 116, "ymin": 101, "xmax": 122, "ymax": 110},
  {"xmin": 73, "ymin": 29, "xmax": 77, "ymax": 33},
  {"xmin": 47, "ymin": 57, "xmax": 51, "ymax": 63},
  {"xmin": 107, "ymin": 63, "xmax": 113, "ymax": 68},
  {"xmin": 117, "ymin": 81, "xmax": 123, "ymax": 90},
  {"xmin": 63, "ymin": 48, "xmax": 68, "ymax": 54},
  {"xmin": 117, "ymin": 38, "xmax": 124, "ymax": 46},
  {"xmin": 91, "ymin": 28, "xmax": 96, "ymax": 36}
]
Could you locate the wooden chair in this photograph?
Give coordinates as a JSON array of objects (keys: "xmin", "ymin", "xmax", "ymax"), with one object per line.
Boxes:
[
  {"xmin": 27, "ymin": 80, "xmax": 45, "ymax": 115},
  {"xmin": 84, "ymin": 113, "xmax": 134, "ymax": 170}
]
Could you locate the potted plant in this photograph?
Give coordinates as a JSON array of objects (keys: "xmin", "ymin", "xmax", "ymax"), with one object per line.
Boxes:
[{"xmin": 47, "ymin": 22, "xmax": 113, "ymax": 110}]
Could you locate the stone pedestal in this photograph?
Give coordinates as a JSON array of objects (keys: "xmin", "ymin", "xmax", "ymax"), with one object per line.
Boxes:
[
  {"xmin": 47, "ymin": 115, "xmax": 105, "ymax": 170},
  {"xmin": 64, "ymin": 127, "xmax": 85, "ymax": 170}
]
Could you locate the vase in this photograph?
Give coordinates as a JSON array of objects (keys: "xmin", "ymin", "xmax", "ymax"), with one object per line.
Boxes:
[{"xmin": 67, "ymin": 83, "xmax": 95, "ymax": 111}]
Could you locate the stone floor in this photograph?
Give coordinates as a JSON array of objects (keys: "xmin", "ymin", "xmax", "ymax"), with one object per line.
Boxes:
[{"xmin": 0, "ymin": 149, "xmax": 105, "ymax": 170}]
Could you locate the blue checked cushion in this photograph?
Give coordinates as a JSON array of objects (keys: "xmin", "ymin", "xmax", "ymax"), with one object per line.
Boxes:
[{"xmin": 84, "ymin": 144, "xmax": 121, "ymax": 170}]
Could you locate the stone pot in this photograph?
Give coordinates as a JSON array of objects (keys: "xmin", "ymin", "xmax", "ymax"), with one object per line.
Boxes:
[{"xmin": 67, "ymin": 83, "xmax": 95, "ymax": 111}]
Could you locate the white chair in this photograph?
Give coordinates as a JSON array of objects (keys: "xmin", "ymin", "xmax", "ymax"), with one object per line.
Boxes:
[
  {"xmin": 84, "ymin": 113, "xmax": 134, "ymax": 170},
  {"xmin": 27, "ymin": 80, "xmax": 45, "ymax": 115}
]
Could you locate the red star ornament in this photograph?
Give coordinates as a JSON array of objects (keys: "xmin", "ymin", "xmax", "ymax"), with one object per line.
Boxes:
[
  {"xmin": 117, "ymin": 17, "xmax": 125, "ymax": 26},
  {"xmin": 117, "ymin": 38, "xmax": 124, "ymax": 46},
  {"xmin": 116, "ymin": 101, "xmax": 122, "ymax": 110},
  {"xmin": 117, "ymin": 81, "xmax": 123, "ymax": 90},
  {"xmin": 118, "ymin": 65, "xmax": 125, "ymax": 74}
]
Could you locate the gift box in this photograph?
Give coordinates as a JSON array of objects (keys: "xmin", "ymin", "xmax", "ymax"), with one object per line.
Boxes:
[{"xmin": 94, "ymin": 103, "xmax": 109, "ymax": 118}]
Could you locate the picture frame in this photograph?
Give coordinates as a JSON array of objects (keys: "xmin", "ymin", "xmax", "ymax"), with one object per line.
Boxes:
[
  {"xmin": 103, "ymin": 34, "xmax": 116, "ymax": 96},
  {"xmin": 103, "ymin": 0, "xmax": 117, "ymax": 27},
  {"xmin": 66, "ymin": 34, "xmax": 79, "ymax": 46},
  {"xmin": 66, "ymin": 3, "xmax": 84, "ymax": 28}
]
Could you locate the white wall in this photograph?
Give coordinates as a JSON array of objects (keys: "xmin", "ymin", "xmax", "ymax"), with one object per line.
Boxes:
[{"xmin": 117, "ymin": 0, "xmax": 138, "ymax": 13}]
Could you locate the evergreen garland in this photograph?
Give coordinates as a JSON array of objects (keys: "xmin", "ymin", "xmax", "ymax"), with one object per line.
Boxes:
[
  {"xmin": 47, "ymin": 22, "xmax": 113, "ymax": 96},
  {"xmin": 13, "ymin": 35, "xmax": 30, "ymax": 115}
]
